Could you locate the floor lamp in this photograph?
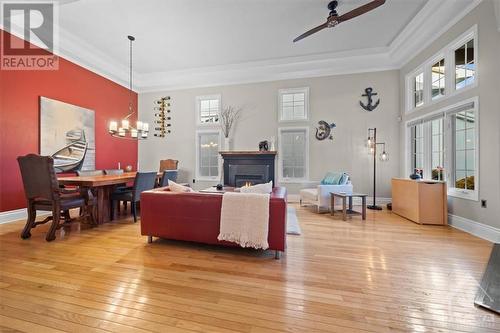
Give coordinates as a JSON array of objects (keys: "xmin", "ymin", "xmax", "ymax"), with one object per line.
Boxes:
[{"xmin": 366, "ymin": 128, "xmax": 388, "ymax": 210}]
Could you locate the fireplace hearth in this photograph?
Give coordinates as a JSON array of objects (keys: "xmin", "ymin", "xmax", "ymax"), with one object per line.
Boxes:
[{"xmin": 220, "ymin": 151, "xmax": 276, "ymax": 187}]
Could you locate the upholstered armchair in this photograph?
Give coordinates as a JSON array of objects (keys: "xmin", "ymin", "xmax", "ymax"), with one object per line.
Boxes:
[{"xmin": 300, "ymin": 173, "xmax": 353, "ymax": 212}]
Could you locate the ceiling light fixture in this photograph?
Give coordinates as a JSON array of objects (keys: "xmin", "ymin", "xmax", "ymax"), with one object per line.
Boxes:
[{"xmin": 108, "ymin": 35, "xmax": 149, "ymax": 140}]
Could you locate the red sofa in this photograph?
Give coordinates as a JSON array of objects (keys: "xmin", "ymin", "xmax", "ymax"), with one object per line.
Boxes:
[{"xmin": 140, "ymin": 187, "xmax": 287, "ymax": 258}]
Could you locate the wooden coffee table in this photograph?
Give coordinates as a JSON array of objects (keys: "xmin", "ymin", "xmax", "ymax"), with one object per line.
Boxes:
[{"xmin": 330, "ymin": 192, "xmax": 367, "ymax": 221}]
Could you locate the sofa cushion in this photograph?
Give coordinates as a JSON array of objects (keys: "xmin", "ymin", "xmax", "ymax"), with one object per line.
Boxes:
[
  {"xmin": 299, "ymin": 188, "xmax": 318, "ymax": 201},
  {"xmin": 168, "ymin": 180, "xmax": 194, "ymax": 193},
  {"xmin": 240, "ymin": 181, "xmax": 273, "ymax": 194},
  {"xmin": 321, "ymin": 172, "xmax": 344, "ymax": 185}
]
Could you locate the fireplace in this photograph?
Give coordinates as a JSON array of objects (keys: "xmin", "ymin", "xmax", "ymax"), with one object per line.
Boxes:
[{"xmin": 220, "ymin": 151, "xmax": 276, "ymax": 187}]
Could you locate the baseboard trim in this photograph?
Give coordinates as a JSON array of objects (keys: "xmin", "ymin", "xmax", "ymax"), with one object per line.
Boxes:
[
  {"xmin": 448, "ymin": 214, "xmax": 500, "ymax": 243},
  {"xmin": 0, "ymin": 208, "xmax": 50, "ymax": 225}
]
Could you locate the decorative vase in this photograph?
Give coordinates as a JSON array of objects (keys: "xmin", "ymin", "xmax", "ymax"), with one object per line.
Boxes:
[{"xmin": 224, "ymin": 137, "xmax": 231, "ymax": 151}]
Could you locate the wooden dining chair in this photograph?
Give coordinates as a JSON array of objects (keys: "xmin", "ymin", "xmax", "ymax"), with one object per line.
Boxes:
[
  {"xmin": 17, "ymin": 154, "xmax": 94, "ymax": 241},
  {"xmin": 159, "ymin": 159, "xmax": 178, "ymax": 172},
  {"xmin": 110, "ymin": 172, "xmax": 157, "ymax": 222}
]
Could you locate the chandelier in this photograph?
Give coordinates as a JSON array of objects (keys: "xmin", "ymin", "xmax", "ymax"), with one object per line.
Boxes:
[{"xmin": 108, "ymin": 35, "xmax": 149, "ymax": 140}]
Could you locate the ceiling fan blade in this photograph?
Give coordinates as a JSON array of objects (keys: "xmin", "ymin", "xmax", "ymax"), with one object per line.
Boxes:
[
  {"xmin": 293, "ymin": 22, "xmax": 329, "ymax": 42},
  {"xmin": 337, "ymin": 0, "xmax": 385, "ymax": 22}
]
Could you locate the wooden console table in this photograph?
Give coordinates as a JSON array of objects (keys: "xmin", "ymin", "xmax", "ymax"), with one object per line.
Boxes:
[
  {"xmin": 330, "ymin": 193, "xmax": 367, "ymax": 221},
  {"xmin": 391, "ymin": 178, "xmax": 447, "ymax": 225}
]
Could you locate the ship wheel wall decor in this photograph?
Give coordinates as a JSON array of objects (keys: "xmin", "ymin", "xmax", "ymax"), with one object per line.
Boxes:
[{"xmin": 154, "ymin": 96, "xmax": 172, "ymax": 138}]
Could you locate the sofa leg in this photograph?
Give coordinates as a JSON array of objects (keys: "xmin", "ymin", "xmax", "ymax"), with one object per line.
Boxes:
[
  {"xmin": 147, "ymin": 236, "xmax": 153, "ymax": 243},
  {"xmin": 274, "ymin": 250, "xmax": 281, "ymax": 260}
]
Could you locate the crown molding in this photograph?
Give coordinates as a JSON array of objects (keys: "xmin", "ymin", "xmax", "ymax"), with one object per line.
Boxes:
[
  {"xmin": 494, "ymin": 0, "xmax": 500, "ymax": 32},
  {"xmin": 389, "ymin": 0, "xmax": 483, "ymax": 68},
  {"xmin": 1, "ymin": 0, "xmax": 486, "ymax": 92}
]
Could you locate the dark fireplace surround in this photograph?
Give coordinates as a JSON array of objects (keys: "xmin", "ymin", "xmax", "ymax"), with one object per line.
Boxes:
[{"xmin": 220, "ymin": 151, "xmax": 276, "ymax": 187}]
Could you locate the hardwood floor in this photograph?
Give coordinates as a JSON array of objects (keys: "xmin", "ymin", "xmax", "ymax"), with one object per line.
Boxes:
[{"xmin": 0, "ymin": 205, "xmax": 497, "ymax": 333}]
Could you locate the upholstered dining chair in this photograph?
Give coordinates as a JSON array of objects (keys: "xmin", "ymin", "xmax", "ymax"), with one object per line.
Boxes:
[
  {"xmin": 17, "ymin": 154, "xmax": 94, "ymax": 241},
  {"xmin": 158, "ymin": 170, "xmax": 178, "ymax": 187},
  {"xmin": 104, "ymin": 169, "xmax": 124, "ymax": 175},
  {"xmin": 159, "ymin": 159, "xmax": 178, "ymax": 172},
  {"xmin": 110, "ymin": 172, "xmax": 157, "ymax": 222},
  {"xmin": 77, "ymin": 170, "xmax": 104, "ymax": 176}
]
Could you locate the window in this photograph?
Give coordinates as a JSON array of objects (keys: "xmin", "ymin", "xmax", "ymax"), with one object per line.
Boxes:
[
  {"xmin": 414, "ymin": 73, "xmax": 424, "ymax": 108},
  {"xmin": 405, "ymin": 25, "xmax": 477, "ymax": 113},
  {"xmin": 451, "ymin": 110, "xmax": 476, "ymax": 191},
  {"xmin": 406, "ymin": 98, "xmax": 478, "ymax": 200},
  {"xmin": 278, "ymin": 127, "xmax": 308, "ymax": 181},
  {"xmin": 196, "ymin": 95, "xmax": 221, "ymax": 124},
  {"xmin": 431, "ymin": 118, "xmax": 444, "ymax": 180},
  {"xmin": 410, "ymin": 123, "xmax": 424, "ymax": 177},
  {"xmin": 279, "ymin": 87, "xmax": 309, "ymax": 121},
  {"xmin": 431, "ymin": 59, "xmax": 445, "ymax": 100},
  {"xmin": 455, "ymin": 39, "xmax": 475, "ymax": 90},
  {"xmin": 195, "ymin": 130, "xmax": 221, "ymax": 180}
]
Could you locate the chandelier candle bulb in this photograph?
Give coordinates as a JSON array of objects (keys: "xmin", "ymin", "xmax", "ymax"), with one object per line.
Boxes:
[
  {"xmin": 118, "ymin": 128, "xmax": 126, "ymax": 137},
  {"xmin": 136, "ymin": 121, "xmax": 143, "ymax": 131},
  {"xmin": 121, "ymin": 119, "xmax": 129, "ymax": 130},
  {"xmin": 109, "ymin": 121, "xmax": 118, "ymax": 132},
  {"xmin": 131, "ymin": 129, "xmax": 138, "ymax": 138}
]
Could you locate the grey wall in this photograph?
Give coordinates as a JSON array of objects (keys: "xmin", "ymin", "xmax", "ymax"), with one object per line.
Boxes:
[
  {"xmin": 399, "ymin": 0, "xmax": 500, "ymax": 230},
  {"xmin": 139, "ymin": 70, "xmax": 400, "ymax": 197}
]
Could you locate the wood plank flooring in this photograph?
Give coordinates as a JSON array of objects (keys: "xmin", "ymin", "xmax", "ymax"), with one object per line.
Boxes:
[{"xmin": 0, "ymin": 205, "xmax": 497, "ymax": 333}]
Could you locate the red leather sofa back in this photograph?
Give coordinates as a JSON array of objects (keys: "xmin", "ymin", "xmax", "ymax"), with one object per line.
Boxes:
[{"xmin": 140, "ymin": 187, "xmax": 287, "ymax": 251}]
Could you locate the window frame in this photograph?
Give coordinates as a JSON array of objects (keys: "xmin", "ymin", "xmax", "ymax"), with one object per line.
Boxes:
[
  {"xmin": 405, "ymin": 25, "xmax": 478, "ymax": 114},
  {"xmin": 278, "ymin": 87, "xmax": 309, "ymax": 122},
  {"xmin": 195, "ymin": 129, "xmax": 222, "ymax": 182},
  {"xmin": 196, "ymin": 94, "xmax": 222, "ymax": 126},
  {"xmin": 277, "ymin": 126, "xmax": 310, "ymax": 183},
  {"xmin": 405, "ymin": 97, "xmax": 479, "ymax": 201}
]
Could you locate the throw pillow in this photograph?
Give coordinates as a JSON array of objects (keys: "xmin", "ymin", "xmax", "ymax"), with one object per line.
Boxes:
[
  {"xmin": 239, "ymin": 181, "xmax": 273, "ymax": 194},
  {"xmin": 168, "ymin": 180, "xmax": 194, "ymax": 193},
  {"xmin": 321, "ymin": 172, "xmax": 343, "ymax": 185}
]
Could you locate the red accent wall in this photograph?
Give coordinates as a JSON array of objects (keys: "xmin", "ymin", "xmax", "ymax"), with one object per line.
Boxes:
[{"xmin": 0, "ymin": 30, "xmax": 138, "ymax": 212}]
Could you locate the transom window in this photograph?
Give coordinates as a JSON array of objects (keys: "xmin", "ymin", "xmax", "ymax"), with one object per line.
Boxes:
[
  {"xmin": 278, "ymin": 127, "xmax": 308, "ymax": 181},
  {"xmin": 279, "ymin": 87, "xmax": 309, "ymax": 121},
  {"xmin": 431, "ymin": 59, "xmax": 445, "ymax": 100},
  {"xmin": 455, "ymin": 39, "xmax": 475, "ymax": 90},
  {"xmin": 196, "ymin": 95, "xmax": 221, "ymax": 124},
  {"xmin": 196, "ymin": 130, "xmax": 220, "ymax": 180},
  {"xmin": 414, "ymin": 72, "xmax": 424, "ymax": 108},
  {"xmin": 405, "ymin": 25, "xmax": 477, "ymax": 113}
]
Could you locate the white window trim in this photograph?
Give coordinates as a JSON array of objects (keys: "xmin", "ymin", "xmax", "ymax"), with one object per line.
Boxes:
[
  {"xmin": 277, "ymin": 126, "xmax": 310, "ymax": 183},
  {"xmin": 196, "ymin": 94, "xmax": 221, "ymax": 126},
  {"xmin": 405, "ymin": 25, "xmax": 478, "ymax": 114},
  {"xmin": 195, "ymin": 129, "xmax": 222, "ymax": 182},
  {"xmin": 404, "ymin": 96, "xmax": 479, "ymax": 201},
  {"xmin": 278, "ymin": 87, "xmax": 309, "ymax": 122}
]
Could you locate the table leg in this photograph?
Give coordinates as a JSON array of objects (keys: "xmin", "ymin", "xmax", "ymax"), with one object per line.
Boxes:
[
  {"xmin": 349, "ymin": 196, "xmax": 353, "ymax": 211},
  {"xmin": 95, "ymin": 186, "xmax": 112, "ymax": 225},
  {"xmin": 362, "ymin": 196, "xmax": 366, "ymax": 220},
  {"xmin": 342, "ymin": 197, "xmax": 347, "ymax": 221},
  {"xmin": 331, "ymin": 195, "xmax": 335, "ymax": 216}
]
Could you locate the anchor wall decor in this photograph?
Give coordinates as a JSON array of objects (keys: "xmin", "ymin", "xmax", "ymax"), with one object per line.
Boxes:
[
  {"xmin": 315, "ymin": 121, "xmax": 336, "ymax": 141},
  {"xmin": 359, "ymin": 87, "xmax": 380, "ymax": 112}
]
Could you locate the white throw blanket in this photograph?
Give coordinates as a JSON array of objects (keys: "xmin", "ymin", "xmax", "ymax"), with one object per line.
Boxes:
[{"xmin": 217, "ymin": 192, "xmax": 270, "ymax": 249}]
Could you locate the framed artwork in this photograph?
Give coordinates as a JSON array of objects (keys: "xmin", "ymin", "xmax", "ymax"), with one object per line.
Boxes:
[{"xmin": 40, "ymin": 96, "xmax": 95, "ymax": 173}]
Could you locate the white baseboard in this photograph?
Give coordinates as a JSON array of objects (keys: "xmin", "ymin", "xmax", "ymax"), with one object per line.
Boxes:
[
  {"xmin": 0, "ymin": 208, "xmax": 50, "ymax": 224},
  {"xmin": 448, "ymin": 214, "xmax": 500, "ymax": 243}
]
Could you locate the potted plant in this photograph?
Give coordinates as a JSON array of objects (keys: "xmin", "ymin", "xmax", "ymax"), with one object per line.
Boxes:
[{"xmin": 220, "ymin": 105, "xmax": 241, "ymax": 150}]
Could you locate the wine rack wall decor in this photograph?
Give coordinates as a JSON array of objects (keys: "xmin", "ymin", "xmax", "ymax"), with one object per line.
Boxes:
[{"xmin": 154, "ymin": 96, "xmax": 171, "ymax": 137}]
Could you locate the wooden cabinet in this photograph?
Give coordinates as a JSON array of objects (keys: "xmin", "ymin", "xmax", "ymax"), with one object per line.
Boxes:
[{"xmin": 391, "ymin": 178, "xmax": 447, "ymax": 225}]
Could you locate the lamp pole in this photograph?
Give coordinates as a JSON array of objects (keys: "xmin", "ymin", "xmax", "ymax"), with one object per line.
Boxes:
[{"xmin": 367, "ymin": 128, "xmax": 387, "ymax": 210}]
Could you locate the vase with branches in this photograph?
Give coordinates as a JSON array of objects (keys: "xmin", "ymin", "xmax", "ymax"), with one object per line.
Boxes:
[{"xmin": 220, "ymin": 105, "xmax": 241, "ymax": 150}]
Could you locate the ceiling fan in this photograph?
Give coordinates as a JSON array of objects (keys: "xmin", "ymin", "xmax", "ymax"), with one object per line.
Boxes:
[{"xmin": 293, "ymin": 0, "xmax": 386, "ymax": 43}]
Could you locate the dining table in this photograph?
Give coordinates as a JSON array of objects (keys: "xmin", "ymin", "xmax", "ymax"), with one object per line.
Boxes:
[{"xmin": 58, "ymin": 172, "xmax": 156, "ymax": 225}]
